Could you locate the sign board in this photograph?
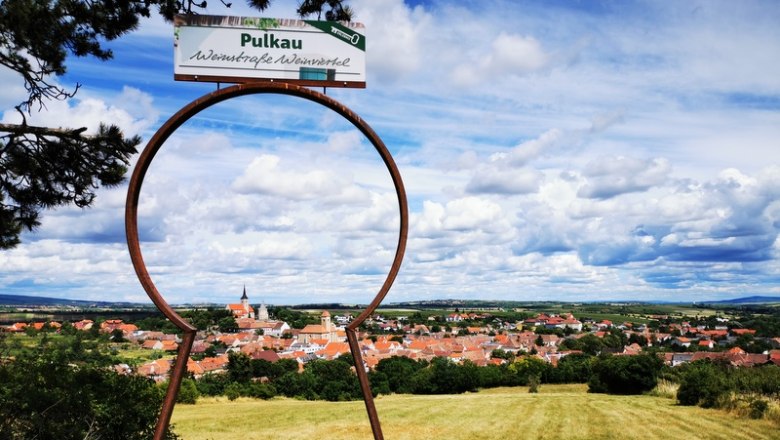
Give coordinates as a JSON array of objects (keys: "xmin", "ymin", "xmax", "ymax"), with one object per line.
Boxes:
[{"xmin": 174, "ymin": 15, "xmax": 366, "ymax": 88}]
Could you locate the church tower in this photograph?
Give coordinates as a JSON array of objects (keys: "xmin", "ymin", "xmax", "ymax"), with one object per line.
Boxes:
[
  {"xmin": 321, "ymin": 310, "xmax": 332, "ymax": 333},
  {"xmin": 241, "ymin": 285, "xmax": 249, "ymax": 308},
  {"xmin": 226, "ymin": 285, "xmax": 254, "ymax": 319},
  {"xmin": 257, "ymin": 302, "xmax": 269, "ymax": 321}
]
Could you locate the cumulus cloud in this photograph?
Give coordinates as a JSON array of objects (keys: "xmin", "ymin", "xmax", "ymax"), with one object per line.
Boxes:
[
  {"xmin": 466, "ymin": 166, "xmax": 542, "ymax": 195},
  {"xmin": 326, "ymin": 130, "xmax": 363, "ymax": 153},
  {"xmin": 354, "ymin": 0, "xmax": 429, "ymax": 83},
  {"xmin": 578, "ymin": 156, "xmax": 672, "ymax": 199},
  {"xmin": 0, "ymin": 65, "xmax": 28, "ymax": 111},
  {"xmin": 233, "ymin": 154, "xmax": 353, "ymax": 200},
  {"xmin": 499, "ymin": 129, "xmax": 565, "ymax": 167},
  {"xmin": 341, "ymin": 192, "xmax": 400, "ymax": 233},
  {"xmin": 463, "ymin": 129, "xmax": 564, "ymax": 195},
  {"xmin": 208, "ymin": 232, "xmax": 312, "ymax": 261},
  {"xmin": 571, "ymin": 166, "xmax": 780, "ymax": 270},
  {"xmin": 414, "ymin": 197, "xmax": 511, "ymax": 237},
  {"xmin": 452, "ymin": 33, "xmax": 551, "ymax": 86}
]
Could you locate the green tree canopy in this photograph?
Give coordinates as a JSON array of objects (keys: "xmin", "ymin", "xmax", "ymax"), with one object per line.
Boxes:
[
  {"xmin": 587, "ymin": 353, "xmax": 663, "ymax": 395},
  {"xmin": 0, "ymin": 337, "xmax": 177, "ymax": 439}
]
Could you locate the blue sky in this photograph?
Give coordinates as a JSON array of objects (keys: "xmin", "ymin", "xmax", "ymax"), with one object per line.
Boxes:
[{"xmin": 1, "ymin": 0, "xmax": 780, "ymax": 305}]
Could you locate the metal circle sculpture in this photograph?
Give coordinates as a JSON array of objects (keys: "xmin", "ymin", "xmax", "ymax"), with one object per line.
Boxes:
[{"xmin": 125, "ymin": 82, "xmax": 407, "ymax": 440}]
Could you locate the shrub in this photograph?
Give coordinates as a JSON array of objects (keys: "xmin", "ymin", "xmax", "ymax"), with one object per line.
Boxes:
[
  {"xmin": 195, "ymin": 373, "xmax": 229, "ymax": 396},
  {"xmin": 245, "ymin": 382, "xmax": 276, "ymax": 400},
  {"xmin": 0, "ymin": 348, "xmax": 177, "ymax": 439},
  {"xmin": 749, "ymin": 398, "xmax": 769, "ymax": 419},
  {"xmin": 528, "ymin": 374, "xmax": 541, "ymax": 393},
  {"xmin": 224, "ymin": 382, "xmax": 242, "ymax": 401},
  {"xmin": 588, "ymin": 354, "xmax": 662, "ymax": 395},
  {"xmin": 677, "ymin": 361, "xmax": 728, "ymax": 407},
  {"xmin": 176, "ymin": 378, "xmax": 200, "ymax": 404}
]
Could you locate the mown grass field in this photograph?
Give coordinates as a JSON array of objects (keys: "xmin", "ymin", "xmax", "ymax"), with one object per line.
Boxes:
[{"xmin": 171, "ymin": 385, "xmax": 778, "ymax": 439}]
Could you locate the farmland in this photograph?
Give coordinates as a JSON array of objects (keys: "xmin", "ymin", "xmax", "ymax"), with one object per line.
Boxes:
[{"xmin": 171, "ymin": 385, "xmax": 778, "ymax": 440}]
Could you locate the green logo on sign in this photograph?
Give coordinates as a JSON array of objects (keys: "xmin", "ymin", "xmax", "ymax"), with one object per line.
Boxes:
[{"xmin": 305, "ymin": 20, "xmax": 365, "ymax": 52}]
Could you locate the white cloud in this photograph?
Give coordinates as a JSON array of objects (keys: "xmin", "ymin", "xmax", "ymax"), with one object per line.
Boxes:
[
  {"xmin": 326, "ymin": 130, "xmax": 363, "ymax": 153},
  {"xmin": 578, "ymin": 157, "xmax": 672, "ymax": 199},
  {"xmin": 341, "ymin": 192, "xmax": 400, "ymax": 232},
  {"xmin": 452, "ymin": 33, "xmax": 551, "ymax": 86},
  {"xmin": 414, "ymin": 196, "xmax": 510, "ymax": 236},
  {"xmin": 354, "ymin": 0, "xmax": 429, "ymax": 83},
  {"xmin": 499, "ymin": 129, "xmax": 565, "ymax": 167},
  {"xmin": 466, "ymin": 166, "xmax": 542, "ymax": 195},
  {"xmin": 233, "ymin": 154, "xmax": 352, "ymax": 200},
  {"xmin": 0, "ymin": 65, "xmax": 28, "ymax": 111},
  {"xmin": 1, "ymin": 86, "xmax": 158, "ymax": 138}
]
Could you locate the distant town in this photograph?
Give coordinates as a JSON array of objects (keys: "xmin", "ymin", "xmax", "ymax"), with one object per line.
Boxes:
[{"xmin": 3, "ymin": 289, "xmax": 780, "ymax": 382}]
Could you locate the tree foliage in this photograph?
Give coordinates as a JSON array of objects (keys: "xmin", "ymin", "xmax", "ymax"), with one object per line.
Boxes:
[
  {"xmin": 587, "ymin": 354, "xmax": 662, "ymax": 395},
  {"xmin": 373, "ymin": 355, "xmax": 427, "ymax": 394},
  {"xmin": 297, "ymin": 0, "xmax": 353, "ymax": 21},
  {"xmin": 0, "ymin": 122, "xmax": 139, "ymax": 248},
  {"xmin": 0, "ymin": 338, "xmax": 177, "ymax": 439},
  {"xmin": 227, "ymin": 351, "xmax": 253, "ymax": 383},
  {"xmin": 677, "ymin": 360, "xmax": 780, "ymax": 409},
  {"xmin": 407, "ymin": 357, "xmax": 480, "ymax": 394},
  {"xmin": 676, "ymin": 360, "xmax": 727, "ymax": 407}
]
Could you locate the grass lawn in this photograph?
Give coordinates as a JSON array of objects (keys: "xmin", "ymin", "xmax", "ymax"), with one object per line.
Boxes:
[
  {"xmin": 171, "ymin": 385, "xmax": 778, "ymax": 439},
  {"xmin": 115, "ymin": 346, "xmax": 174, "ymax": 363}
]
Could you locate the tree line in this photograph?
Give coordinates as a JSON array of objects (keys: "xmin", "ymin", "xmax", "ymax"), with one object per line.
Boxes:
[
  {"xmin": 199, "ymin": 349, "xmax": 779, "ymax": 424},
  {"xmin": 197, "ymin": 351, "xmax": 664, "ymax": 402},
  {"xmin": 675, "ymin": 359, "xmax": 780, "ymax": 419}
]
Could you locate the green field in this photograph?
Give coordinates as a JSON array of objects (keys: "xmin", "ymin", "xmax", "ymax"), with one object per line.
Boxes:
[{"xmin": 171, "ymin": 385, "xmax": 778, "ymax": 440}]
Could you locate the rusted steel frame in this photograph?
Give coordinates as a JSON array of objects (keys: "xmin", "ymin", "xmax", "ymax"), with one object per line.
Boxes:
[
  {"xmin": 347, "ymin": 328, "xmax": 382, "ymax": 439},
  {"xmin": 125, "ymin": 82, "xmax": 407, "ymax": 440}
]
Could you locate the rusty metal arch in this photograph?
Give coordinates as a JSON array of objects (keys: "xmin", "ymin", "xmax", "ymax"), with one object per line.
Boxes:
[{"xmin": 125, "ymin": 82, "xmax": 407, "ymax": 440}]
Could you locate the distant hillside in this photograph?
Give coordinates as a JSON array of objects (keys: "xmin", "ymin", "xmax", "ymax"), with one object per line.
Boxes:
[
  {"xmin": 704, "ymin": 296, "xmax": 780, "ymax": 304},
  {"xmin": 4, "ymin": 294, "xmax": 779, "ymax": 309},
  {"xmin": 0, "ymin": 294, "xmax": 126, "ymax": 307}
]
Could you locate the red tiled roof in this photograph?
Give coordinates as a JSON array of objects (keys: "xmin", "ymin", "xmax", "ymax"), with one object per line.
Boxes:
[{"xmin": 731, "ymin": 328, "xmax": 757, "ymax": 335}]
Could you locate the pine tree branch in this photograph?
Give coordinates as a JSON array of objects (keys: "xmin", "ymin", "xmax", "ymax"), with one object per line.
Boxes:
[{"xmin": 0, "ymin": 123, "xmax": 88, "ymax": 139}]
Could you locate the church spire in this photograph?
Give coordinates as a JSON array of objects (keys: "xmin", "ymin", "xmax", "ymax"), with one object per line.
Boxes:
[{"xmin": 241, "ymin": 285, "xmax": 248, "ymax": 301}]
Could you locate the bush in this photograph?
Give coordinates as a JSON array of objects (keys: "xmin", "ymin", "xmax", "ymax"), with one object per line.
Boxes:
[
  {"xmin": 509, "ymin": 356, "xmax": 550, "ymax": 386},
  {"xmin": 196, "ymin": 373, "xmax": 229, "ymax": 396},
  {"xmin": 175, "ymin": 378, "xmax": 200, "ymax": 404},
  {"xmin": 677, "ymin": 361, "xmax": 728, "ymax": 407},
  {"xmin": 588, "ymin": 354, "xmax": 662, "ymax": 395},
  {"xmin": 224, "ymin": 382, "xmax": 242, "ymax": 401},
  {"xmin": 305, "ymin": 359, "xmax": 362, "ymax": 401},
  {"xmin": 528, "ymin": 374, "xmax": 541, "ymax": 393},
  {"xmin": 375, "ymin": 356, "xmax": 427, "ymax": 394},
  {"xmin": 548, "ymin": 353, "xmax": 594, "ymax": 383},
  {"xmin": 245, "ymin": 382, "xmax": 276, "ymax": 400},
  {"xmin": 0, "ymin": 348, "xmax": 177, "ymax": 439},
  {"xmin": 749, "ymin": 398, "xmax": 769, "ymax": 419},
  {"xmin": 275, "ymin": 370, "xmax": 318, "ymax": 400},
  {"xmin": 414, "ymin": 357, "xmax": 479, "ymax": 394}
]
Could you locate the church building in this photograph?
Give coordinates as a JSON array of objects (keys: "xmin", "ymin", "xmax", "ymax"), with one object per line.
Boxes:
[
  {"xmin": 298, "ymin": 311, "xmax": 344, "ymax": 343},
  {"xmin": 226, "ymin": 286, "xmax": 255, "ymax": 319}
]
